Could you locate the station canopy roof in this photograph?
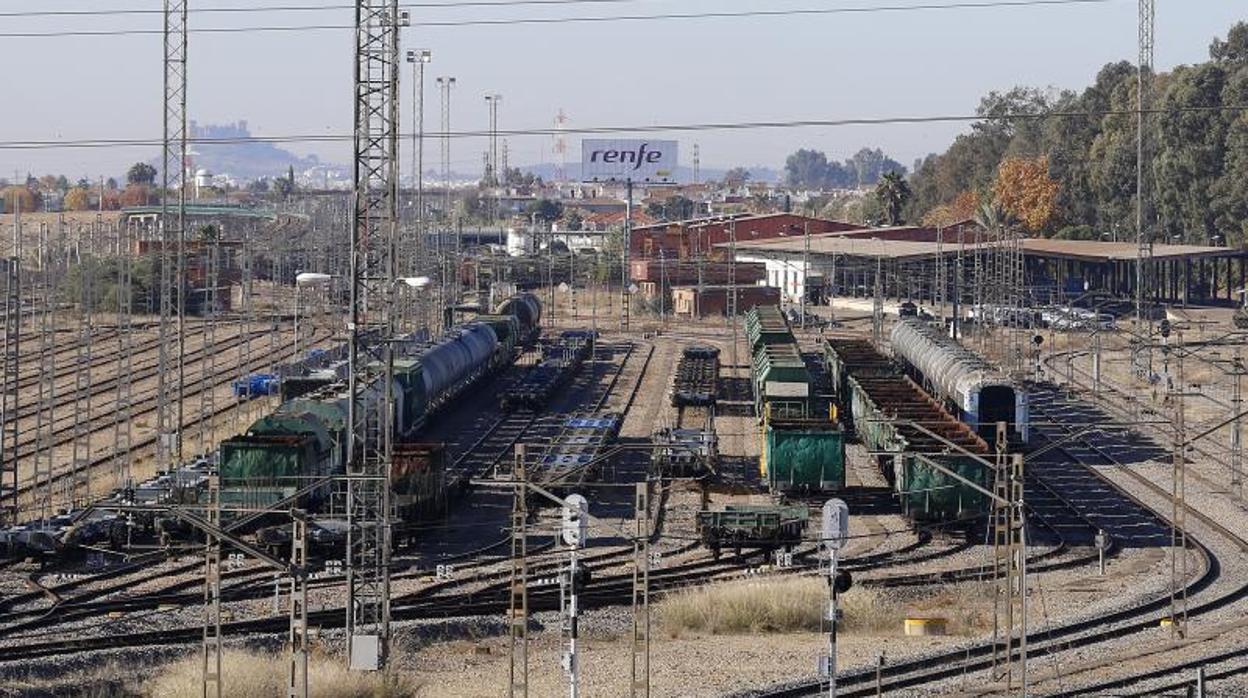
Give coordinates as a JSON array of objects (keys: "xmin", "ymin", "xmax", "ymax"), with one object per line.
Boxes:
[
  {"xmin": 720, "ymin": 234, "xmax": 988, "ymax": 261},
  {"xmin": 1017, "ymin": 238, "xmax": 1238, "ymax": 262},
  {"xmin": 721, "ymin": 232, "xmax": 1241, "ymax": 263}
]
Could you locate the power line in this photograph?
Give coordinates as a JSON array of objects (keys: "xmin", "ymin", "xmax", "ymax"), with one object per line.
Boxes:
[
  {"xmin": 0, "ymin": 0, "xmax": 1122, "ymax": 39},
  {"xmin": 0, "ymin": 0, "xmax": 662, "ymax": 19},
  {"xmin": 0, "ymin": 104, "xmax": 1242, "ymax": 151}
]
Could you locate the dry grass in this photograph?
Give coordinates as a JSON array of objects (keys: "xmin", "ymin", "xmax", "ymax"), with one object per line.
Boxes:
[
  {"xmin": 143, "ymin": 648, "xmax": 421, "ymax": 698},
  {"xmin": 657, "ymin": 577, "xmax": 904, "ymax": 637}
]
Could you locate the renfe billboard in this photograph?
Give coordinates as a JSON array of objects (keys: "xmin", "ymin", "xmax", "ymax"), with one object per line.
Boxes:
[{"xmin": 582, "ymin": 139, "xmax": 678, "ymax": 183}]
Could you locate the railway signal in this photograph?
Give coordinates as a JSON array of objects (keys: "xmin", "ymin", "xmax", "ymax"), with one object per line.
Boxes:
[
  {"xmin": 820, "ymin": 498, "xmax": 850, "ymax": 698},
  {"xmin": 561, "ymin": 493, "xmax": 589, "ymax": 697}
]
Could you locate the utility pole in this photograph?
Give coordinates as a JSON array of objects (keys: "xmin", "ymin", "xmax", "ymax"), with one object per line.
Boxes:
[
  {"xmin": 288, "ymin": 510, "xmax": 310, "ymax": 698},
  {"xmin": 990, "ymin": 425, "xmax": 1027, "ymax": 692},
  {"xmin": 802, "ymin": 221, "xmax": 810, "ymax": 331},
  {"xmin": 1233, "ymin": 351, "xmax": 1244, "ymax": 504},
  {"xmin": 508, "ymin": 445, "xmax": 530, "ymax": 698},
  {"xmin": 1169, "ymin": 330, "xmax": 1188, "ymax": 637},
  {"xmin": 201, "ymin": 474, "xmax": 222, "ymax": 698},
  {"xmin": 436, "ymin": 75, "xmax": 456, "ymax": 333},
  {"xmin": 621, "ymin": 179, "xmax": 633, "ymax": 330},
  {"xmin": 485, "ymin": 93, "xmax": 502, "ymax": 220},
  {"xmin": 630, "ymin": 482, "xmax": 651, "ymax": 697},
  {"xmin": 728, "ymin": 220, "xmax": 739, "ymax": 373},
  {"xmin": 407, "ymin": 48, "xmax": 431, "ymax": 296},
  {"xmin": 345, "ymin": 0, "xmax": 406, "ymax": 671},
  {"xmin": 158, "ymin": 0, "xmax": 189, "ymax": 474}
]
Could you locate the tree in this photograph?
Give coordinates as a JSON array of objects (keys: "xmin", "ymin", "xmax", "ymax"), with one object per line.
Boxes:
[
  {"xmin": 272, "ymin": 176, "xmax": 293, "ymax": 198},
  {"xmin": 564, "ymin": 210, "xmax": 584, "ymax": 231},
  {"xmin": 1, "ymin": 186, "xmax": 39, "ymax": 213},
  {"xmin": 1211, "ymin": 21, "xmax": 1248, "ymax": 64},
  {"xmin": 127, "ymin": 163, "xmax": 157, "ymax": 186},
  {"xmin": 921, "ymin": 191, "xmax": 981, "ymax": 228},
  {"xmin": 785, "ymin": 149, "xmax": 831, "ymax": 188},
  {"xmin": 247, "ymin": 178, "xmax": 270, "ymax": 194},
  {"xmin": 64, "ymin": 187, "xmax": 91, "ymax": 211},
  {"xmin": 526, "ymin": 198, "xmax": 563, "ymax": 223},
  {"xmin": 100, "ymin": 189, "xmax": 123, "ymax": 211},
  {"xmin": 54, "ymin": 175, "xmax": 70, "ymax": 193},
  {"xmin": 848, "ymin": 147, "xmax": 906, "ymax": 187},
  {"xmin": 646, "ymin": 195, "xmax": 696, "ymax": 221},
  {"xmin": 723, "ymin": 167, "xmax": 751, "ymax": 188},
  {"xmin": 874, "ymin": 171, "xmax": 911, "ymax": 225},
  {"xmin": 993, "ymin": 156, "xmax": 1060, "ymax": 234},
  {"xmin": 973, "ymin": 199, "xmax": 1016, "ymax": 232},
  {"xmin": 120, "ymin": 184, "xmax": 151, "ymax": 207},
  {"xmin": 106, "ymin": 177, "xmax": 119, "ymax": 191}
]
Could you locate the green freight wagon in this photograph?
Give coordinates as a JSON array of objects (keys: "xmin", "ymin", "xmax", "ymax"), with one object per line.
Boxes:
[
  {"xmin": 696, "ymin": 503, "xmax": 809, "ymax": 557},
  {"xmin": 761, "ymin": 418, "xmax": 845, "ymax": 493},
  {"xmin": 822, "ymin": 337, "xmax": 896, "ymax": 406},
  {"xmin": 846, "ymin": 373, "xmax": 992, "ymax": 526},
  {"xmin": 900, "ymin": 453, "xmax": 990, "ymax": 523},
  {"xmin": 745, "ymin": 305, "xmax": 794, "ymax": 353},
  {"xmin": 752, "ymin": 343, "xmax": 813, "ymax": 419}
]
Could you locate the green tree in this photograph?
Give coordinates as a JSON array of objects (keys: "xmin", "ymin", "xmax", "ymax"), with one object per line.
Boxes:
[
  {"xmin": 127, "ymin": 162, "xmax": 157, "ymax": 186},
  {"xmin": 526, "ymin": 198, "xmax": 563, "ymax": 223},
  {"xmin": 564, "ymin": 210, "xmax": 584, "ymax": 231},
  {"xmin": 874, "ymin": 171, "xmax": 911, "ymax": 225}
]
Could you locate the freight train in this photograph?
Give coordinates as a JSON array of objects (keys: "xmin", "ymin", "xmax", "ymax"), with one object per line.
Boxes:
[
  {"xmin": 217, "ymin": 293, "xmax": 542, "ymax": 517},
  {"xmin": 500, "ymin": 329, "xmax": 595, "ymax": 411},
  {"xmin": 889, "ymin": 319, "xmax": 1029, "ymax": 444},
  {"xmin": 825, "ymin": 338, "xmax": 992, "ymax": 527},
  {"xmin": 745, "ymin": 306, "xmax": 845, "ymax": 494}
]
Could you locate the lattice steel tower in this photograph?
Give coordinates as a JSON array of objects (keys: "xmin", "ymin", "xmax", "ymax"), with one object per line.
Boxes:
[
  {"xmin": 158, "ymin": 0, "xmax": 188, "ymax": 472},
  {"xmin": 1135, "ymin": 0, "xmax": 1154, "ymax": 323},
  {"xmin": 345, "ymin": 0, "xmax": 405, "ymax": 671}
]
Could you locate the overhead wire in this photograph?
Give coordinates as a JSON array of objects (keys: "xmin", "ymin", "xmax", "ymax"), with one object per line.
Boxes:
[
  {"xmin": 2, "ymin": 0, "xmax": 665, "ymax": 19},
  {"xmin": 0, "ymin": 0, "xmax": 1123, "ymax": 39},
  {"xmin": 0, "ymin": 104, "xmax": 1242, "ymax": 151}
]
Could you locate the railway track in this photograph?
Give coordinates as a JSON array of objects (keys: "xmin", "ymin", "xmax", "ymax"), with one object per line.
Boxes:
[
  {"xmin": 6, "ymin": 326, "xmax": 273, "ymax": 435},
  {"xmin": 752, "ymin": 381, "xmax": 1248, "ymax": 697},
  {"xmin": 8, "ymin": 328, "xmax": 334, "ymax": 513}
]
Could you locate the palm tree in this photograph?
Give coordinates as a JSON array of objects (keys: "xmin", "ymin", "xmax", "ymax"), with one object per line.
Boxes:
[
  {"xmin": 874, "ymin": 171, "xmax": 911, "ymax": 225},
  {"xmin": 973, "ymin": 199, "xmax": 1017, "ymax": 233}
]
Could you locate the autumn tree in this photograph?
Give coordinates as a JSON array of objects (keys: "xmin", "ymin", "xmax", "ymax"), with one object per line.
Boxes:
[
  {"xmin": 922, "ymin": 190, "xmax": 980, "ymax": 228},
  {"xmin": 64, "ymin": 187, "xmax": 92, "ymax": 211},
  {"xmin": 992, "ymin": 156, "xmax": 1059, "ymax": 233},
  {"xmin": 1, "ymin": 186, "xmax": 39, "ymax": 213},
  {"xmin": 121, "ymin": 184, "xmax": 152, "ymax": 207}
]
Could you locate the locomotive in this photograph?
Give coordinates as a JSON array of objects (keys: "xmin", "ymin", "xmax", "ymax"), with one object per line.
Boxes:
[{"xmin": 217, "ymin": 293, "xmax": 542, "ymax": 517}]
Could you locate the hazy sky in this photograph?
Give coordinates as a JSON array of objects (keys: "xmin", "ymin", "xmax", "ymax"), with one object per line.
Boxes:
[{"xmin": 1, "ymin": 0, "xmax": 1243, "ymax": 181}]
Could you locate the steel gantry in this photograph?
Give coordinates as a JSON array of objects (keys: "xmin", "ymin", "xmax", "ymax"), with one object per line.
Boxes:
[
  {"xmin": 345, "ymin": 0, "xmax": 405, "ymax": 671},
  {"xmin": 158, "ymin": 0, "xmax": 188, "ymax": 473}
]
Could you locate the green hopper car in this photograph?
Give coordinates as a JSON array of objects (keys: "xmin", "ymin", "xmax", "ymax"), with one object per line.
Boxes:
[{"xmin": 696, "ymin": 504, "xmax": 810, "ymax": 558}]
